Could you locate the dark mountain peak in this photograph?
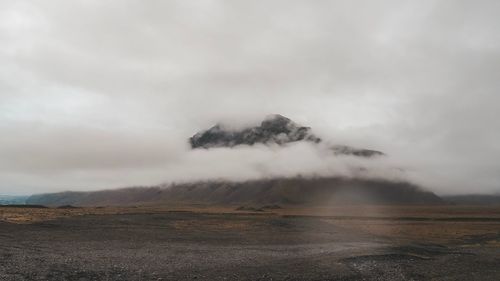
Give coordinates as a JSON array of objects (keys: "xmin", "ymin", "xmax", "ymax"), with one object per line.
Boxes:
[
  {"xmin": 189, "ymin": 114, "xmax": 321, "ymax": 149},
  {"xmin": 260, "ymin": 114, "xmax": 293, "ymax": 130},
  {"xmin": 189, "ymin": 114, "xmax": 383, "ymax": 158}
]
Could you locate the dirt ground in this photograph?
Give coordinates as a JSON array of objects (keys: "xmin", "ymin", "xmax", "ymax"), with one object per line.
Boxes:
[{"xmin": 1, "ymin": 205, "xmax": 500, "ymax": 280}]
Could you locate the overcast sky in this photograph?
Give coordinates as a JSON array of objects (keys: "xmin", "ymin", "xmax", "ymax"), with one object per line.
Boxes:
[{"xmin": 1, "ymin": 0, "xmax": 499, "ymax": 195}]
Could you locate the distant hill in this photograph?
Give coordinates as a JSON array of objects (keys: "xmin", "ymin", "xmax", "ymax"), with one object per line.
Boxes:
[
  {"xmin": 443, "ymin": 194, "xmax": 500, "ymax": 205},
  {"xmin": 0, "ymin": 195, "xmax": 28, "ymax": 205},
  {"xmin": 190, "ymin": 114, "xmax": 384, "ymax": 157},
  {"xmin": 26, "ymin": 177, "xmax": 443, "ymax": 207}
]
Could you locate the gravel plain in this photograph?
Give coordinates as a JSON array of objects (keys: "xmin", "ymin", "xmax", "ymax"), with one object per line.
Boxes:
[{"xmin": 1, "ymin": 208, "xmax": 500, "ymax": 280}]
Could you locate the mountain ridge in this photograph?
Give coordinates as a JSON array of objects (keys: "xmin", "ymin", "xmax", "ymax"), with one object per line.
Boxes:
[
  {"xmin": 190, "ymin": 114, "xmax": 384, "ymax": 157},
  {"xmin": 26, "ymin": 177, "xmax": 443, "ymax": 207}
]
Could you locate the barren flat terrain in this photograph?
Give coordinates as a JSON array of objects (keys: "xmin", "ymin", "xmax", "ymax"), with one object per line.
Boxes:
[{"xmin": 1, "ymin": 205, "xmax": 500, "ymax": 280}]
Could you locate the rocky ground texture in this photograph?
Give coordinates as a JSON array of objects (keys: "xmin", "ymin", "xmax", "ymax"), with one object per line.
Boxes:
[{"xmin": 1, "ymin": 206, "xmax": 500, "ymax": 280}]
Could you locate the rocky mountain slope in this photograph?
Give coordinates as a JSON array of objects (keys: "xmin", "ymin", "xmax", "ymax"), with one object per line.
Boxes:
[
  {"xmin": 190, "ymin": 114, "xmax": 384, "ymax": 157},
  {"xmin": 27, "ymin": 177, "xmax": 443, "ymax": 207}
]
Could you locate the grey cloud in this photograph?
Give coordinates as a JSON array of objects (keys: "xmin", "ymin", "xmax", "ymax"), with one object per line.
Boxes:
[{"xmin": 0, "ymin": 0, "xmax": 499, "ymax": 195}]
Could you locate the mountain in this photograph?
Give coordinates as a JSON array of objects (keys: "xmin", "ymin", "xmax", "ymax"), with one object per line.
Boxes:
[
  {"xmin": 190, "ymin": 114, "xmax": 384, "ymax": 157},
  {"xmin": 190, "ymin": 114, "xmax": 321, "ymax": 148},
  {"xmin": 28, "ymin": 114, "xmax": 438, "ymax": 207},
  {"xmin": 0, "ymin": 195, "xmax": 28, "ymax": 205},
  {"xmin": 26, "ymin": 177, "xmax": 443, "ymax": 207}
]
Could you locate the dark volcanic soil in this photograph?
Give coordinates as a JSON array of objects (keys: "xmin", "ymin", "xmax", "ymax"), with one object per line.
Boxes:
[{"xmin": 1, "ymin": 211, "xmax": 500, "ymax": 280}]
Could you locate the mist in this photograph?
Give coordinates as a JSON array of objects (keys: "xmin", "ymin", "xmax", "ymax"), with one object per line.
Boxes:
[{"xmin": 1, "ymin": 0, "xmax": 500, "ymax": 195}]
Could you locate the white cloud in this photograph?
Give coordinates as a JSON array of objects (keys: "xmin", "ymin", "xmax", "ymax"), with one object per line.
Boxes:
[{"xmin": 0, "ymin": 0, "xmax": 499, "ymax": 195}]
